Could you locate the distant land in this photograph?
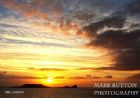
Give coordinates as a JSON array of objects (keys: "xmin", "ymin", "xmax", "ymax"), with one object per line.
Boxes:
[
  {"xmin": 18, "ymin": 84, "xmax": 49, "ymax": 88},
  {"xmin": 8, "ymin": 84, "xmax": 78, "ymax": 88},
  {"xmin": 64, "ymin": 85, "xmax": 78, "ymax": 88}
]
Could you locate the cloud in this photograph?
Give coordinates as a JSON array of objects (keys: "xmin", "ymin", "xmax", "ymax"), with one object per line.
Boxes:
[
  {"xmin": 83, "ymin": 1, "xmax": 140, "ymax": 71},
  {"xmin": 86, "ymin": 74, "xmax": 92, "ymax": 78},
  {"xmin": 2, "ymin": 37, "xmax": 70, "ymax": 48},
  {"xmin": 83, "ymin": 0, "xmax": 140, "ymax": 37},
  {"xmin": 76, "ymin": 67, "xmax": 95, "ymax": 70},
  {"xmin": 92, "ymin": 76, "xmax": 101, "ymax": 79},
  {"xmin": 126, "ymin": 73, "xmax": 140, "ymax": 82},
  {"xmin": 73, "ymin": 12, "xmax": 95, "ymax": 22},
  {"xmin": 93, "ymin": 75, "xmax": 113, "ymax": 79},
  {"xmin": 0, "ymin": 71, "xmax": 41, "ymax": 79},
  {"xmin": 54, "ymin": 76, "xmax": 66, "ymax": 79},
  {"xmin": 2, "ymin": 0, "xmax": 131, "ymax": 24},
  {"xmin": 89, "ymin": 29, "xmax": 140, "ymax": 71},
  {"xmin": 83, "ymin": 13, "xmax": 126, "ymax": 37},
  {"xmin": 87, "ymin": 29, "xmax": 140, "ymax": 49},
  {"xmin": 104, "ymin": 75, "xmax": 112, "ymax": 79},
  {"xmin": 125, "ymin": 0, "xmax": 140, "ymax": 15},
  {"xmin": 129, "ymin": 23, "xmax": 140, "ymax": 29},
  {"xmin": 68, "ymin": 74, "xmax": 113, "ymax": 79},
  {"xmin": 69, "ymin": 76, "xmax": 85, "ymax": 79},
  {"xmin": 3, "ymin": 0, "xmax": 47, "ymax": 19},
  {"xmin": 0, "ymin": 23, "xmax": 21, "ymax": 28},
  {"xmin": 28, "ymin": 67, "xmax": 67, "ymax": 71},
  {"xmin": 67, "ymin": 74, "xmax": 92, "ymax": 79},
  {"xmin": 0, "ymin": 71, "xmax": 7, "ymax": 76},
  {"xmin": 31, "ymin": 0, "xmax": 53, "ymax": 8}
]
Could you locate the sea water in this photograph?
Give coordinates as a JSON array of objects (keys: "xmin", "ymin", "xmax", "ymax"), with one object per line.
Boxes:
[{"xmin": 0, "ymin": 88, "xmax": 139, "ymax": 98}]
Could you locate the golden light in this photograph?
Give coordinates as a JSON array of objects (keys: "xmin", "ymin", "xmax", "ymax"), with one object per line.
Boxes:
[{"xmin": 45, "ymin": 78, "xmax": 53, "ymax": 83}]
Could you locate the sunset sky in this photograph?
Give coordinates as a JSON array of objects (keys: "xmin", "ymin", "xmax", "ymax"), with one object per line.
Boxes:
[{"xmin": 0, "ymin": 0, "xmax": 140, "ymax": 87}]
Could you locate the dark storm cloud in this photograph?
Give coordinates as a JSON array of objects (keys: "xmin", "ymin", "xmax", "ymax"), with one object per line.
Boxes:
[
  {"xmin": 73, "ymin": 12, "xmax": 95, "ymax": 22},
  {"xmin": 125, "ymin": 0, "xmax": 140, "ymax": 15},
  {"xmin": 87, "ymin": 30, "xmax": 140, "ymax": 49},
  {"xmin": 83, "ymin": 0, "xmax": 140, "ymax": 71},
  {"xmin": 89, "ymin": 29, "xmax": 140, "ymax": 71},
  {"xmin": 83, "ymin": 13, "xmax": 126, "ymax": 36},
  {"xmin": 83, "ymin": 0, "xmax": 140, "ymax": 36},
  {"xmin": 129, "ymin": 23, "xmax": 140, "ymax": 29}
]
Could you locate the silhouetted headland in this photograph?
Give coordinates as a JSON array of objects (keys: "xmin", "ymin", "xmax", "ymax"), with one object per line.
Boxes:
[
  {"xmin": 18, "ymin": 84, "xmax": 49, "ymax": 88},
  {"xmin": 64, "ymin": 85, "xmax": 78, "ymax": 88},
  {"xmin": 3, "ymin": 84, "xmax": 79, "ymax": 88}
]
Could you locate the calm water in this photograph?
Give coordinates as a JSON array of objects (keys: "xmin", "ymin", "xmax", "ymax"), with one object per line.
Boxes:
[
  {"xmin": 0, "ymin": 88, "xmax": 139, "ymax": 98},
  {"xmin": 0, "ymin": 88, "xmax": 95, "ymax": 98}
]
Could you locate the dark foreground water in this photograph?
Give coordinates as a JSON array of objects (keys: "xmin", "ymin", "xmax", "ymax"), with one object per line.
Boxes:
[{"xmin": 0, "ymin": 88, "xmax": 140, "ymax": 98}]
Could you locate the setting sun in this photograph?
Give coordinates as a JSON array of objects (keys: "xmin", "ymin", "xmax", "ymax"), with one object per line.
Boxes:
[
  {"xmin": 0, "ymin": 0, "xmax": 140, "ymax": 89},
  {"xmin": 45, "ymin": 78, "xmax": 53, "ymax": 83}
]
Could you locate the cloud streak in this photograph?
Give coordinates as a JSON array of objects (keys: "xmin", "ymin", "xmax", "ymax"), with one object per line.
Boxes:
[
  {"xmin": 28, "ymin": 67, "xmax": 68, "ymax": 72},
  {"xmin": 0, "ymin": 71, "xmax": 42, "ymax": 79},
  {"xmin": 3, "ymin": 0, "xmax": 47, "ymax": 19},
  {"xmin": 126, "ymin": 73, "xmax": 140, "ymax": 82}
]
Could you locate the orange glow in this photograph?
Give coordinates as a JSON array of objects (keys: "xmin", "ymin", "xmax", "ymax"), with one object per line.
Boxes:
[
  {"xmin": 32, "ymin": 20, "xmax": 82, "ymax": 36},
  {"xmin": 45, "ymin": 78, "xmax": 53, "ymax": 83},
  {"xmin": 0, "ymin": 0, "xmax": 140, "ymax": 88}
]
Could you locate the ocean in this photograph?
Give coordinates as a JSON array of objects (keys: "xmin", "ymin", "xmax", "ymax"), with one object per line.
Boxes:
[{"xmin": 0, "ymin": 88, "xmax": 139, "ymax": 98}]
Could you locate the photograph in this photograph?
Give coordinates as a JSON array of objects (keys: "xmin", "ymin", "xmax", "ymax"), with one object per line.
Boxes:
[{"xmin": 0, "ymin": 0, "xmax": 140, "ymax": 98}]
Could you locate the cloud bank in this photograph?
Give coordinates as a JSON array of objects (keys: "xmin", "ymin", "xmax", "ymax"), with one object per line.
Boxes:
[{"xmin": 84, "ymin": 0, "xmax": 140, "ymax": 71}]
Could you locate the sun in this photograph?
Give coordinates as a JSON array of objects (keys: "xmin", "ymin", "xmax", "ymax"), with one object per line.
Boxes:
[{"xmin": 45, "ymin": 78, "xmax": 53, "ymax": 83}]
